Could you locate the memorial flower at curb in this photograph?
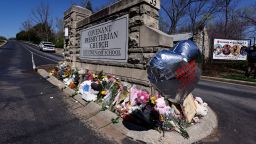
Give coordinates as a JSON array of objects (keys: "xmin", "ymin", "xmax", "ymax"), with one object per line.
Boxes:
[
  {"xmin": 136, "ymin": 91, "xmax": 150, "ymax": 104},
  {"xmin": 154, "ymin": 97, "xmax": 171, "ymax": 115},
  {"xmin": 150, "ymin": 95, "xmax": 157, "ymax": 105},
  {"xmin": 49, "ymin": 62, "xmax": 209, "ymax": 139}
]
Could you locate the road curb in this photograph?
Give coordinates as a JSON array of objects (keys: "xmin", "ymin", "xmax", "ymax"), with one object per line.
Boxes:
[
  {"xmin": 73, "ymin": 94, "xmax": 88, "ymax": 106},
  {"xmin": 201, "ymin": 76, "xmax": 256, "ymax": 87},
  {"xmin": 37, "ymin": 68, "xmax": 218, "ymax": 144},
  {"xmin": 48, "ymin": 76, "xmax": 67, "ymax": 90},
  {"xmin": 0, "ymin": 40, "xmax": 7, "ymax": 47},
  {"xmin": 38, "ymin": 69, "xmax": 50, "ymax": 79},
  {"xmin": 63, "ymin": 87, "xmax": 76, "ymax": 97}
]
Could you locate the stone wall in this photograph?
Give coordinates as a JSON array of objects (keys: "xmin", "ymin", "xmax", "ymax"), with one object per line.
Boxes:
[
  {"xmin": 64, "ymin": 5, "xmax": 92, "ymax": 62},
  {"xmin": 64, "ymin": 0, "xmax": 173, "ymax": 86},
  {"xmin": 193, "ymin": 28, "xmax": 210, "ymax": 61}
]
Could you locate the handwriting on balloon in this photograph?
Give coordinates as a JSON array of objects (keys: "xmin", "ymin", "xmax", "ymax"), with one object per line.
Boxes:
[{"xmin": 176, "ymin": 60, "xmax": 197, "ymax": 89}]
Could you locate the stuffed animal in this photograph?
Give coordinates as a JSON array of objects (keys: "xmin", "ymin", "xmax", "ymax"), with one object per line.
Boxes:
[{"xmin": 194, "ymin": 97, "xmax": 208, "ymax": 116}]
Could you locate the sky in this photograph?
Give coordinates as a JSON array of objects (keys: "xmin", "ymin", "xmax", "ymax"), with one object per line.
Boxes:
[
  {"xmin": 0, "ymin": 0, "xmax": 109, "ymax": 38},
  {"xmin": 0, "ymin": 0, "xmax": 255, "ymax": 38}
]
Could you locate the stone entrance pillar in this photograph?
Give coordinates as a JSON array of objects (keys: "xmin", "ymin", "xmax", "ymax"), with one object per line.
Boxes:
[{"xmin": 64, "ymin": 5, "xmax": 92, "ymax": 67}]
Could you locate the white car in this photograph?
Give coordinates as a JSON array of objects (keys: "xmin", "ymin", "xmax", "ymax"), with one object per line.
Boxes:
[{"xmin": 39, "ymin": 41, "xmax": 55, "ymax": 52}]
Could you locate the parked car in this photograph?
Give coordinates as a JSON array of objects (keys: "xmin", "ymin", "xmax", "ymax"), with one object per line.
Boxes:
[{"xmin": 39, "ymin": 41, "xmax": 55, "ymax": 52}]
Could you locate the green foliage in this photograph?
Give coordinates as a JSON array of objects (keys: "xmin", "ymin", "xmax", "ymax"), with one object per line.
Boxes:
[
  {"xmin": 223, "ymin": 74, "xmax": 256, "ymax": 82},
  {"xmin": 16, "ymin": 23, "xmax": 54, "ymax": 44},
  {"xmin": 0, "ymin": 36, "xmax": 7, "ymax": 40},
  {"xmin": 54, "ymin": 36, "xmax": 64, "ymax": 48},
  {"xmin": 228, "ymin": 61, "xmax": 248, "ymax": 70},
  {"xmin": 111, "ymin": 117, "xmax": 120, "ymax": 124}
]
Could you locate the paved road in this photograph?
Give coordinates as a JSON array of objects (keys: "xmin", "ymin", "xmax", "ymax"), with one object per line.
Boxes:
[
  {"xmin": 194, "ymin": 80, "xmax": 256, "ymax": 144},
  {"xmin": 0, "ymin": 41, "xmax": 117, "ymax": 144},
  {"xmin": 1, "ymin": 41, "xmax": 256, "ymax": 144}
]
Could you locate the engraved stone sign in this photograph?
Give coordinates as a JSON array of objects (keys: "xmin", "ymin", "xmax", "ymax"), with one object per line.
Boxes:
[{"xmin": 80, "ymin": 15, "xmax": 128, "ymax": 62}]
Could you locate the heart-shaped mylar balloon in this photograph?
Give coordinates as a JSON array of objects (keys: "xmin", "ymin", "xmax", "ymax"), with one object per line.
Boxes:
[{"xmin": 147, "ymin": 40, "xmax": 201, "ymax": 103}]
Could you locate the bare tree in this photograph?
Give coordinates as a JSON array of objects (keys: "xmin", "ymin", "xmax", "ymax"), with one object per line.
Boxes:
[
  {"xmin": 161, "ymin": 0, "xmax": 198, "ymax": 34},
  {"xmin": 21, "ymin": 19, "xmax": 33, "ymax": 41},
  {"xmin": 80, "ymin": 0, "xmax": 93, "ymax": 11},
  {"xmin": 94, "ymin": 0, "xmax": 119, "ymax": 12},
  {"xmin": 21, "ymin": 19, "xmax": 33, "ymax": 32},
  {"xmin": 187, "ymin": 0, "xmax": 224, "ymax": 33},
  {"xmin": 238, "ymin": 4, "xmax": 256, "ymax": 25},
  {"xmin": 31, "ymin": 2, "xmax": 52, "ymax": 41},
  {"xmin": 32, "ymin": 2, "xmax": 50, "ymax": 25},
  {"xmin": 224, "ymin": 0, "xmax": 232, "ymax": 36},
  {"xmin": 80, "ymin": 0, "xmax": 89, "ymax": 7},
  {"xmin": 55, "ymin": 17, "xmax": 64, "ymax": 36},
  {"xmin": 207, "ymin": 8, "xmax": 248, "ymax": 40},
  {"xmin": 159, "ymin": 16, "xmax": 170, "ymax": 33},
  {"xmin": 237, "ymin": 4, "xmax": 256, "ymax": 38}
]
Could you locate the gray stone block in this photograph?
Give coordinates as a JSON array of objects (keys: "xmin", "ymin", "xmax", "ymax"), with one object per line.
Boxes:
[
  {"xmin": 86, "ymin": 110, "xmax": 118, "ymax": 129},
  {"xmin": 128, "ymin": 53, "xmax": 143, "ymax": 64},
  {"xmin": 129, "ymin": 26, "xmax": 140, "ymax": 32},
  {"xmin": 63, "ymin": 87, "xmax": 76, "ymax": 97},
  {"xmin": 72, "ymin": 106, "xmax": 92, "ymax": 119},
  {"xmin": 140, "ymin": 3, "xmax": 159, "ymax": 19},
  {"xmin": 129, "ymin": 6, "xmax": 140, "ymax": 17},
  {"xmin": 129, "ymin": 15, "xmax": 142, "ymax": 27},
  {"xmin": 47, "ymin": 76, "xmax": 66, "ymax": 90},
  {"xmin": 139, "ymin": 25, "xmax": 173, "ymax": 47},
  {"xmin": 143, "ymin": 53, "xmax": 155, "ymax": 64},
  {"xmin": 128, "ymin": 48, "xmax": 143, "ymax": 53},
  {"xmin": 73, "ymin": 94, "xmax": 88, "ymax": 106},
  {"xmin": 37, "ymin": 69, "xmax": 49, "ymax": 79},
  {"xmin": 63, "ymin": 97, "xmax": 83, "ymax": 110},
  {"xmin": 129, "ymin": 32, "xmax": 139, "ymax": 48}
]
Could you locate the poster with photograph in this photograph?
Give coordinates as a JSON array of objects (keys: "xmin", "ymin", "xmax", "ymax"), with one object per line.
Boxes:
[{"xmin": 213, "ymin": 38, "xmax": 249, "ymax": 60}]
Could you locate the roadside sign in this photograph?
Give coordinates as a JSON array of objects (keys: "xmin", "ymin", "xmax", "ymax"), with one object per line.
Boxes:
[{"xmin": 213, "ymin": 38, "xmax": 250, "ymax": 60}]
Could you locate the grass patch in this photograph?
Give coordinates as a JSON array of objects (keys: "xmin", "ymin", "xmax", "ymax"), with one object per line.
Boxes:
[{"xmin": 223, "ymin": 74, "xmax": 256, "ymax": 83}]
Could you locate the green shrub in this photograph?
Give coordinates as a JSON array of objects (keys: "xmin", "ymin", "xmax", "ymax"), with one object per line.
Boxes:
[
  {"xmin": 0, "ymin": 36, "xmax": 7, "ymax": 40},
  {"xmin": 54, "ymin": 37, "xmax": 64, "ymax": 48}
]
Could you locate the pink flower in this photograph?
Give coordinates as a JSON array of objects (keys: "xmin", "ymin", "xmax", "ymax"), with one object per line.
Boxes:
[
  {"xmin": 136, "ymin": 91, "xmax": 150, "ymax": 104},
  {"xmin": 129, "ymin": 85, "xmax": 140, "ymax": 106},
  {"xmin": 154, "ymin": 97, "xmax": 171, "ymax": 115}
]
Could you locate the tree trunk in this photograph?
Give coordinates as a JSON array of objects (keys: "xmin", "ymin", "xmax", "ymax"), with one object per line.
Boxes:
[
  {"xmin": 169, "ymin": 23, "xmax": 177, "ymax": 34},
  {"xmin": 224, "ymin": 0, "xmax": 230, "ymax": 37}
]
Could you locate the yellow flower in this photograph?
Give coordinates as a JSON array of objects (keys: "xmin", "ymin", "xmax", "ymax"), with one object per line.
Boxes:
[
  {"xmin": 93, "ymin": 74, "xmax": 98, "ymax": 78},
  {"xmin": 150, "ymin": 96, "xmax": 157, "ymax": 105},
  {"xmin": 100, "ymin": 90, "xmax": 107, "ymax": 96},
  {"xmin": 160, "ymin": 114, "xmax": 164, "ymax": 121}
]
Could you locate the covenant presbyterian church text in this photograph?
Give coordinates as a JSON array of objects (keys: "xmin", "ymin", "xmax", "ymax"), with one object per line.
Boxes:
[{"xmin": 84, "ymin": 25, "xmax": 119, "ymax": 49}]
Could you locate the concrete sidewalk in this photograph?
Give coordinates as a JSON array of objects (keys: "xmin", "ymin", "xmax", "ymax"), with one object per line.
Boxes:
[{"xmin": 37, "ymin": 68, "xmax": 218, "ymax": 144}]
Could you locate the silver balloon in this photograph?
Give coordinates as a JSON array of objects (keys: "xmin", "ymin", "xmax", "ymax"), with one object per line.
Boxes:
[{"xmin": 147, "ymin": 40, "xmax": 201, "ymax": 103}]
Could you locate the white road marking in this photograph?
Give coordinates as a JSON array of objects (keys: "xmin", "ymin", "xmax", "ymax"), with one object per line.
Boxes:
[
  {"xmin": 32, "ymin": 52, "xmax": 58, "ymax": 63},
  {"xmin": 22, "ymin": 43, "xmax": 59, "ymax": 70},
  {"xmin": 31, "ymin": 53, "xmax": 36, "ymax": 70},
  {"xmin": 22, "ymin": 46, "xmax": 37, "ymax": 70}
]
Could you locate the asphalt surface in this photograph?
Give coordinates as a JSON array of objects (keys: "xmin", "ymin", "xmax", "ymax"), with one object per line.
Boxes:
[
  {"xmin": 194, "ymin": 80, "xmax": 256, "ymax": 144},
  {"xmin": 1, "ymin": 40, "xmax": 256, "ymax": 144},
  {"xmin": 0, "ymin": 41, "xmax": 115, "ymax": 144}
]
